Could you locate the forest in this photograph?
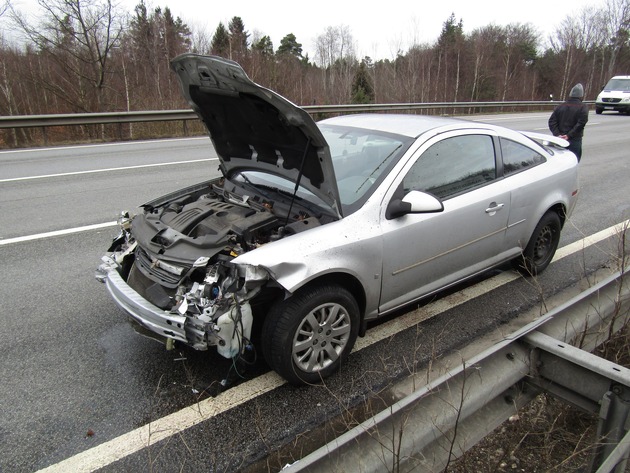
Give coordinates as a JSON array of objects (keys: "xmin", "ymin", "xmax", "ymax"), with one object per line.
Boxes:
[{"xmin": 0, "ymin": 0, "xmax": 628, "ymax": 147}]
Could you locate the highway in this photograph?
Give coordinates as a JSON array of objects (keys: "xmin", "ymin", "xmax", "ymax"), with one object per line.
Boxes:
[{"xmin": 0, "ymin": 111, "xmax": 628, "ymax": 472}]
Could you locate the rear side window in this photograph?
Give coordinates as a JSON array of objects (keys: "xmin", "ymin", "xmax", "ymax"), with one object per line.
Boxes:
[
  {"xmin": 403, "ymin": 134, "xmax": 496, "ymax": 200},
  {"xmin": 500, "ymin": 138, "xmax": 545, "ymax": 176}
]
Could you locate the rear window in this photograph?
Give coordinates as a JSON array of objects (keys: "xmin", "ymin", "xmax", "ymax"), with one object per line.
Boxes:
[{"xmin": 500, "ymin": 138, "xmax": 546, "ymax": 176}]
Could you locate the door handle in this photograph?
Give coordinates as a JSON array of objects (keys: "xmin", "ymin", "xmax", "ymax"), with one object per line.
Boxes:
[{"xmin": 485, "ymin": 203, "xmax": 505, "ymax": 214}]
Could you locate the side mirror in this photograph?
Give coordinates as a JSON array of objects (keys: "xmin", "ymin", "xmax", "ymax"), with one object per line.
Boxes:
[{"xmin": 386, "ymin": 190, "xmax": 444, "ymax": 219}]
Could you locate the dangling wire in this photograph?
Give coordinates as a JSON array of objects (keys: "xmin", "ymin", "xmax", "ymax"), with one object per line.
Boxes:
[{"xmin": 220, "ymin": 298, "xmax": 257, "ymax": 386}]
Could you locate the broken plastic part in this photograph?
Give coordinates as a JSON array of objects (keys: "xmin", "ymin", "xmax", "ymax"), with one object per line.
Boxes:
[
  {"xmin": 193, "ymin": 256, "xmax": 210, "ymax": 267},
  {"xmin": 216, "ymin": 302, "xmax": 253, "ymax": 358}
]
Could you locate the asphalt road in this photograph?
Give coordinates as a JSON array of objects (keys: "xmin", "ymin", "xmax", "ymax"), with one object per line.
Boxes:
[{"xmin": 0, "ymin": 111, "xmax": 628, "ymax": 472}]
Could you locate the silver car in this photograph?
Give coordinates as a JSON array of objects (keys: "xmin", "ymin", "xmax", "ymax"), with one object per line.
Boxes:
[{"xmin": 96, "ymin": 54, "xmax": 579, "ymax": 385}]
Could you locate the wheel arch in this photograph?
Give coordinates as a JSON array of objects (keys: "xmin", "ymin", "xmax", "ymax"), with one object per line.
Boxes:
[
  {"xmin": 547, "ymin": 202, "xmax": 567, "ymax": 228},
  {"xmin": 288, "ymin": 272, "xmax": 368, "ymax": 336},
  {"xmin": 304, "ymin": 272, "xmax": 367, "ymax": 316}
]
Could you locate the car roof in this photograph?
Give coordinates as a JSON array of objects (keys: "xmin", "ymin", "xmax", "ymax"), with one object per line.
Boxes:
[{"xmin": 317, "ymin": 114, "xmax": 474, "ymax": 138}]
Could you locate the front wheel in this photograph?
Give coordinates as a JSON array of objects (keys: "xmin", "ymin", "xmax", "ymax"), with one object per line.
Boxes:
[
  {"xmin": 595, "ymin": 106, "xmax": 604, "ymax": 115},
  {"xmin": 513, "ymin": 211, "xmax": 562, "ymax": 276},
  {"xmin": 262, "ymin": 284, "xmax": 359, "ymax": 385}
]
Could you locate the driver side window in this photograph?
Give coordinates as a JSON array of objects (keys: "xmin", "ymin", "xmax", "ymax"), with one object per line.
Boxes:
[{"xmin": 403, "ymin": 134, "xmax": 496, "ymax": 200}]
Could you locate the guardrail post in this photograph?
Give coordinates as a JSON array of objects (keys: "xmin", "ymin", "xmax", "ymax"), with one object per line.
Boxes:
[
  {"xmin": 523, "ymin": 329, "xmax": 630, "ymax": 473},
  {"xmin": 591, "ymin": 386, "xmax": 630, "ymax": 473}
]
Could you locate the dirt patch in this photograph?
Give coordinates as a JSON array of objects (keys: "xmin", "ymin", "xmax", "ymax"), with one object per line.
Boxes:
[{"xmin": 449, "ymin": 394, "xmax": 596, "ymax": 472}]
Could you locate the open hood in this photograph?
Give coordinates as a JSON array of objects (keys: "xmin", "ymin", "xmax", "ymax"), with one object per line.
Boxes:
[{"xmin": 170, "ymin": 54, "xmax": 342, "ymax": 217}]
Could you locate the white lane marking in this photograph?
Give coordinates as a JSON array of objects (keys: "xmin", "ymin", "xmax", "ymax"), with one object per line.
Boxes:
[
  {"xmin": 38, "ymin": 372, "xmax": 286, "ymax": 473},
  {"xmin": 35, "ymin": 219, "xmax": 629, "ymax": 473},
  {"xmin": 0, "ymin": 222, "xmax": 117, "ymax": 246},
  {"xmin": 0, "ymin": 136, "xmax": 209, "ymax": 154},
  {"xmin": 554, "ymin": 221, "xmax": 629, "ymax": 260},
  {"xmin": 0, "ymin": 158, "xmax": 216, "ymax": 183}
]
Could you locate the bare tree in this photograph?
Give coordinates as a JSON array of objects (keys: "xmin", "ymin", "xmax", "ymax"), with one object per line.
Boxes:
[
  {"xmin": 315, "ymin": 24, "xmax": 355, "ymax": 68},
  {"xmin": 550, "ymin": 16, "xmax": 583, "ymax": 97},
  {"xmin": 499, "ymin": 24, "xmax": 538, "ymax": 101},
  {"xmin": 10, "ymin": 0, "xmax": 124, "ymax": 113},
  {"xmin": 603, "ymin": 0, "xmax": 630, "ymax": 76},
  {"xmin": 315, "ymin": 25, "xmax": 357, "ymax": 103},
  {"xmin": 575, "ymin": 6, "xmax": 608, "ymax": 95},
  {"xmin": 468, "ymin": 25, "xmax": 503, "ymax": 102},
  {"xmin": 189, "ymin": 22, "xmax": 212, "ymax": 55},
  {"xmin": 549, "ymin": 3, "xmax": 618, "ymax": 98}
]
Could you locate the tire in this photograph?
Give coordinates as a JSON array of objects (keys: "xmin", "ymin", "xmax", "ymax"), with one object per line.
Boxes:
[
  {"xmin": 262, "ymin": 284, "xmax": 359, "ymax": 385},
  {"xmin": 595, "ymin": 106, "xmax": 603, "ymax": 115},
  {"xmin": 512, "ymin": 212, "xmax": 562, "ymax": 276}
]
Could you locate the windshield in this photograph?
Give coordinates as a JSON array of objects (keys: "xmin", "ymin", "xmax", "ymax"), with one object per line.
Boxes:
[
  {"xmin": 318, "ymin": 124, "xmax": 412, "ymax": 213},
  {"xmin": 605, "ymin": 78, "xmax": 630, "ymax": 91},
  {"xmin": 231, "ymin": 171, "xmax": 331, "ymax": 211}
]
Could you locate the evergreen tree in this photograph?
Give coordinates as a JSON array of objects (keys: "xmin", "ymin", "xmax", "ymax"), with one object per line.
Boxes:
[
  {"xmin": 351, "ymin": 59, "xmax": 374, "ymax": 104},
  {"xmin": 211, "ymin": 22, "xmax": 230, "ymax": 57},
  {"xmin": 228, "ymin": 16, "xmax": 249, "ymax": 61},
  {"xmin": 437, "ymin": 13, "xmax": 464, "ymax": 48},
  {"xmin": 252, "ymin": 35, "xmax": 274, "ymax": 56},
  {"xmin": 435, "ymin": 13, "xmax": 465, "ymax": 101},
  {"xmin": 277, "ymin": 33, "xmax": 303, "ymax": 58}
]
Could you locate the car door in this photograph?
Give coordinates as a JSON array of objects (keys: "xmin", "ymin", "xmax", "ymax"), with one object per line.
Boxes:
[{"xmin": 379, "ymin": 131, "xmax": 513, "ymax": 314}]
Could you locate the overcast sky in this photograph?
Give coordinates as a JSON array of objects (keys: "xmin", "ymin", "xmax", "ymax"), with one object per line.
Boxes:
[
  {"xmin": 143, "ymin": 0, "xmax": 599, "ymax": 59},
  {"xmin": 8, "ymin": 0, "xmax": 601, "ymax": 60}
]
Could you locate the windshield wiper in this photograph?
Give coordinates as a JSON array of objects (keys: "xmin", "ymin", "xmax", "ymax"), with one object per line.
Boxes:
[
  {"xmin": 354, "ymin": 144, "xmax": 403, "ymax": 194},
  {"xmin": 235, "ymin": 172, "xmax": 272, "ymax": 200},
  {"xmin": 256, "ymin": 184, "xmax": 302, "ymax": 200}
]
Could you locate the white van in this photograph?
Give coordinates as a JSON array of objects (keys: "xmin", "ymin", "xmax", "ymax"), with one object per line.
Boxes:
[{"xmin": 595, "ymin": 75, "xmax": 630, "ymax": 114}]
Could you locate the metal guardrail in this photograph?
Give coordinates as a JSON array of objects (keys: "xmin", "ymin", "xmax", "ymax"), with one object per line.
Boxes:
[
  {"xmin": 285, "ymin": 267, "xmax": 630, "ymax": 473},
  {"xmin": 0, "ymin": 110, "xmax": 199, "ymax": 129},
  {"xmin": 0, "ymin": 101, "xmax": 593, "ymax": 130}
]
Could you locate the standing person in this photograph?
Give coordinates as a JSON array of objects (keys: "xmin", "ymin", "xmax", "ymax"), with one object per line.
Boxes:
[{"xmin": 548, "ymin": 83, "xmax": 589, "ymax": 162}]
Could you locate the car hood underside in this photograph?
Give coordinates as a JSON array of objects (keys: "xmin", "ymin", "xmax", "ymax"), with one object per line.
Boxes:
[{"xmin": 170, "ymin": 53, "xmax": 342, "ymax": 218}]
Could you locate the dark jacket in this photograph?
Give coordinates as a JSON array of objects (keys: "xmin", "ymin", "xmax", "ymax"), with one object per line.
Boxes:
[{"xmin": 548, "ymin": 98, "xmax": 589, "ymax": 140}]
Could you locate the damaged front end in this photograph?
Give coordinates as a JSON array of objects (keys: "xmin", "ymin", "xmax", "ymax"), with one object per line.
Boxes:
[
  {"xmin": 97, "ymin": 253, "xmax": 268, "ymax": 357},
  {"xmin": 95, "ymin": 181, "xmax": 287, "ymax": 359}
]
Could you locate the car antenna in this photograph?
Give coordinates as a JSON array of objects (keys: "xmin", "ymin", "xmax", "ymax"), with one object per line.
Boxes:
[{"xmin": 284, "ymin": 137, "xmax": 311, "ymax": 227}]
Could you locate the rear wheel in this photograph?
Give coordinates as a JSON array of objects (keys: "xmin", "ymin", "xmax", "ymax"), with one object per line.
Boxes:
[
  {"xmin": 513, "ymin": 211, "xmax": 562, "ymax": 276},
  {"xmin": 262, "ymin": 284, "xmax": 359, "ymax": 385}
]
